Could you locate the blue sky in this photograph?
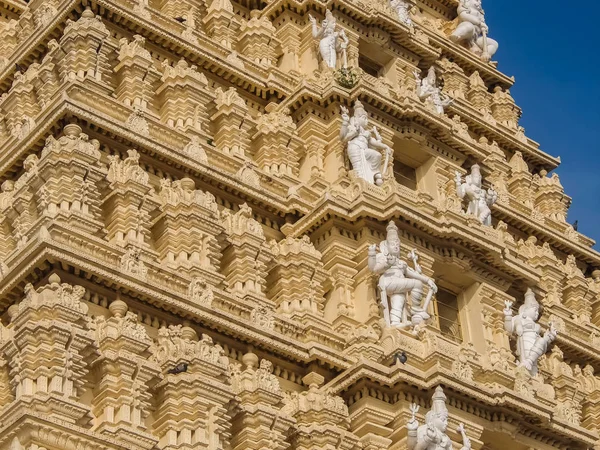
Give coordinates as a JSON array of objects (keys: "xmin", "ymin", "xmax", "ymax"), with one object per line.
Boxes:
[{"xmin": 484, "ymin": 1, "xmax": 600, "ymax": 247}]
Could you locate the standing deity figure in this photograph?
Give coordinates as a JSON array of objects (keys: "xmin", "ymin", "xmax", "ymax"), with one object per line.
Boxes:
[
  {"xmin": 407, "ymin": 386, "xmax": 472, "ymax": 450},
  {"xmin": 504, "ymin": 288, "xmax": 558, "ymax": 376},
  {"xmin": 450, "ymin": 0, "xmax": 498, "ymax": 61},
  {"xmin": 340, "ymin": 101, "xmax": 392, "ymax": 185},
  {"xmin": 368, "ymin": 221, "xmax": 437, "ymax": 329},
  {"xmin": 390, "ymin": 0, "xmax": 412, "ymax": 27},
  {"xmin": 413, "ymin": 67, "xmax": 453, "ymax": 114},
  {"xmin": 455, "ymin": 164, "xmax": 497, "ymax": 226},
  {"xmin": 309, "ymin": 10, "xmax": 349, "ymax": 70}
]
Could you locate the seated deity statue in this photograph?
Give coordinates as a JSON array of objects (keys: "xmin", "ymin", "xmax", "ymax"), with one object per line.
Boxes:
[
  {"xmin": 414, "ymin": 67, "xmax": 453, "ymax": 114},
  {"xmin": 309, "ymin": 10, "xmax": 349, "ymax": 70},
  {"xmin": 504, "ymin": 288, "xmax": 558, "ymax": 376},
  {"xmin": 455, "ymin": 164, "xmax": 497, "ymax": 226},
  {"xmin": 340, "ymin": 100, "xmax": 392, "ymax": 185},
  {"xmin": 450, "ymin": 0, "xmax": 498, "ymax": 61},
  {"xmin": 368, "ymin": 221, "xmax": 437, "ymax": 329},
  {"xmin": 407, "ymin": 386, "xmax": 472, "ymax": 450}
]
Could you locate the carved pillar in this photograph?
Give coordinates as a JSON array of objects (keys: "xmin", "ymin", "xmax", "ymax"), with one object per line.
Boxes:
[
  {"xmin": 203, "ymin": 0, "xmax": 241, "ymax": 49},
  {"xmin": 114, "ymin": 35, "xmax": 161, "ymax": 109},
  {"xmin": 34, "ymin": 124, "xmax": 106, "ymax": 235},
  {"xmin": 507, "ymin": 152, "xmax": 534, "ymax": 209},
  {"xmin": 239, "ymin": 11, "xmax": 279, "ymax": 67},
  {"xmin": 101, "ymin": 149, "xmax": 160, "ymax": 248},
  {"xmin": 230, "ymin": 352, "xmax": 295, "ymax": 450},
  {"xmin": 491, "ymin": 87, "xmax": 521, "ymax": 130},
  {"xmin": 152, "ymin": 325, "xmax": 234, "ymax": 449},
  {"xmin": 562, "ymin": 256, "xmax": 592, "ymax": 324},
  {"xmin": 283, "ymin": 373, "xmax": 360, "ymax": 450},
  {"xmin": 157, "ymin": 59, "xmax": 212, "ymax": 132},
  {"xmin": 275, "ymin": 13, "xmax": 302, "ymax": 74},
  {"xmin": 466, "ymin": 71, "xmax": 491, "ymax": 112},
  {"xmin": 0, "ymin": 275, "xmax": 97, "ymax": 424},
  {"xmin": 534, "ymin": 171, "xmax": 569, "ymax": 222},
  {"xmin": 58, "ymin": 8, "xmax": 114, "ymax": 88},
  {"xmin": 438, "ymin": 58, "xmax": 468, "ymax": 100},
  {"xmin": 153, "ymin": 177, "xmax": 225, "ymax": 284},
  {"xmin": 252, "ymin": 104, "xmax": 303, "ymax": 179},
  {"xmin": 267, "ymin": 236, "xmax": 327, "ymax": 320},
  {"xmin": 91, "ymin": 300, "xmax": 160, "ymax": 447},
  {"xmin": 211, "ymin": 87, "xmax": 254, "ymax": 157},
  {"xmin": 221, "ymin": 204, "xmax": 270, "ymax": 300}
]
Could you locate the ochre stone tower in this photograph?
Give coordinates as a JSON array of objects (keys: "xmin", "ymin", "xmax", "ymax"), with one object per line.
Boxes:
[{"xmin": 0, "ymin": 0, "xmax": 598, "ymax": 449}]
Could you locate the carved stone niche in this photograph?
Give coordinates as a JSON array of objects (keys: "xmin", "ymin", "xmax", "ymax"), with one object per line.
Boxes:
[
  {"xmin": 157, "ymin": 59, "xmax": 212, "ymax": 132},
  {"xmin": 153, "ymin": 177, "xmax": 225, "ymax": 284},
  {"xmin": 251, "ymin": 103, "xmax": 304, "ymax": 180},
  {"xmin": 266, "ymin": 236, "xmax": 327, "ymax": 320}
]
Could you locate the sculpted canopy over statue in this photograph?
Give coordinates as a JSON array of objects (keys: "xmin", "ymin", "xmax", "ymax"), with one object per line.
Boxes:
[
  {"xmin": 340, "ymin": 100, "xmax": 392, "ymax": 185},
  {"xmin": 414, "ymin": 67, "xmax": 453, "ymax": 114},
  {"xmin": 407, "ymin": 387, "xmax": 472, "ymax": 450},
  {"xmin": 368, "ymin": 222, "xmax": 437, "ymax": 329},
  {"xmin": 450, "ymin": 0, "xmax": 498, "ymax": 61},
  {"xmin": 309, "ymin": 10, "xmax": 349, "ymax": 70},
  {"xmin": 455, "ymin": 164, "xmax": 497, "ymax": 226},
  {"xmin": 504, "ymin": 288, "xmax": 558, "ymax": 376}
]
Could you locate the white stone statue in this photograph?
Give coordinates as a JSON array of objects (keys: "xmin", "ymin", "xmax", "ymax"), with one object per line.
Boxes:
[
  {"xmin": 340, "ymin": 100, "xmax": 392, "ymax": 185},
  {"xmin": 455, "ymin": 164, "xmax": 497, "ymax": 226},
  {"xmin": 450, "ymin": 0, "xmax": 498, "ymax": 61},
  {"xmin": 413, "ymin": 67, "xmax": 453, "ymax": 114},
  {"xmin": 390, "ymin": 0, "xmax": 412, "ymax": 27},
  {"xmin": 407, "ymin": 386, "xmax": 472, "ymax": 450},
  {"xmin": 309, "ymin": 10, "xmax": 349, "ymax": 70},
  {"xmin": 368, "ymin": 221, "xmax": 437, "ymax": 329},
  {"xmin": 504, "ymin": 288, "xmax": 558, "ymax": 376}
]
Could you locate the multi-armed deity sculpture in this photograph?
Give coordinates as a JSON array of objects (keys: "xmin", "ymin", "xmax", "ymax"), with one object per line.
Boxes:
[
  {"xmin": 368, "ymin": 222, "xmax": 437, "ymax": 330},
  {"xmin": 309, "ymin": 10, "xmax": 349, "ymax": 70},
  {"xmin": 407, "ymin": 386, "xmax": 472, "ymax": 450},
  {"xmin": 340, "ymin": 100, "xmax": 392, "ymax": 185},
  {"xmin": 390, "ymin": 0, "xmax": 413, "ymax": 27},
  {"xmin": 455, "ymin": 164, "xmax": 497, "ymax": 226},
  {"xmin": 450, "ymin": 0, "xmax": 498, "ymax": 61},
  {"xmin": 504, "ymin": 288, "xmax": 558, "ymax": 376},
  {"xmin": 414, "ymin": 67, "xmax": 453, "ymax": 114}
]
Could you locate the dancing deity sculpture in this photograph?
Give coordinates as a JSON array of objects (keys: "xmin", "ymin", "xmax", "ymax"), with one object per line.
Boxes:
[
  {"xmin": 309, "ymin": 10, "xmax": 349, "ymax": 70},
  {"xmin": 455, "ymin": 164, "xmax": 497, "ymax": 226},
  {"xmin": 414, "ymin": 67, "xmax": 453, "ymax": 114},
  {"xmin": 390, "ymin": 0, "xmax": 412, "ymax": 27},
  {"xmin": 368, "ymin": 221, "xmax": 437, "ymax": 329},
  {"xmin": 450, "ymin": 0, "xmax": 498, "ymax": 61},
  {"xmin": 504, "ymin": 288, "xmax": 558, "ymax": 376},
  {"xmin": 340, "ymin": 100, "xmax": 392, "ymax": 185},
  {"xmin": 407, "ymin": 386, "xmax": 472, "ymax": 450}
]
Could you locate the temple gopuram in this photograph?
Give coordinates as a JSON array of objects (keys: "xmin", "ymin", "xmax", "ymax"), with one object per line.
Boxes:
[{"xmin": 0, "ymin": 0, "xmax": 599, "ymax": 449}]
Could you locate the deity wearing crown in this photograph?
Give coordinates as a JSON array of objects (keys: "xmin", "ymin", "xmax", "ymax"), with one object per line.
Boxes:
[
  {"xmin": 368, "ymin": 221, "xmax": 437, "ymax": 329},
  {"xmin": 504, "ymin": 288, "xmax": 558, "ymax": 376},
  {"xmin": 407, "ymin": 386, "xmax": 472, "ymax": 450}
]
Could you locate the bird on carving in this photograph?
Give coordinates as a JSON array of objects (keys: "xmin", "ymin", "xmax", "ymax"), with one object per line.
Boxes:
[
  {"xmin": 394, "ymin": 351, "xmax": 408, "ymax": 365},
  {"xmin": 174, "ymin": 16, "xmax": 186, "ymax": 23},
  {"xmin": 167, "ymin": 363, "xmax": 188, "ymax": 374},
  {"xmin": 573, "ymin": 220, "xmax": 579, "ymax": 231}
]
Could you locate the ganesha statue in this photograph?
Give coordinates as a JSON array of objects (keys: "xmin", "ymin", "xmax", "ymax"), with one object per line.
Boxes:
[
  {"xmin": 368, "ymin": 221, "xmax": 437, "ymax": 330},
  {"xmin": 450, "ymin": 0, "xmax": 498, "ymax": 61}
]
